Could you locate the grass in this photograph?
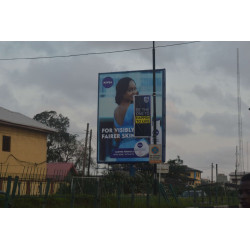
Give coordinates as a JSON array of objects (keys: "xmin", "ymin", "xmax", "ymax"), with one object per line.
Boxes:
[{"xmin": 0, "ymin": 193, "xmax": 240, "ymax": 208}]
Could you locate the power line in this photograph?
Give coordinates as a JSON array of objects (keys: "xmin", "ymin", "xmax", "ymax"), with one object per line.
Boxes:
[
  {"xmin": 0, "ymin": 41, "xmax": 200, "ymax": 61},
  {"xmin": 156, "ymin": 41, "xmax": 200, "ymax": 49},
  {"xmin": 1, "ymin": 154, "xmax": 46, "ymax": 166}
]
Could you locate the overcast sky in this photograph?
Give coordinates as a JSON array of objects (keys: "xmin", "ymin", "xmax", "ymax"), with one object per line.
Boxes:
[
  {"xmin": 1, "ymin": 41, "xmax": 250, "ymax": 179},
  {"xmin": 2, "ymin": 0, "xmax": 250, "ymax": 246}
]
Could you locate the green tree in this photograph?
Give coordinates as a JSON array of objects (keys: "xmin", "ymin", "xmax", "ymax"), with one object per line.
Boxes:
[
  {"xmin": 33, "ymin": 111, "xmax": 79, "ymax": 163},
  {"xmin": 166, "ymin": 156, "xmax": 189, "ymax": 185},
  {"xmin": 73, "ymin": 138, "xmax": 96, "ymax": 173}
]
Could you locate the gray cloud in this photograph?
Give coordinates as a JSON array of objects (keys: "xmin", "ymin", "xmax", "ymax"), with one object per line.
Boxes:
[
  {"xmin": 0, "ymin": 84, "xmax": 19, "ymax": 110},
  {"xmin": 1, "ymin": 41, "xmax": 250, "ymax": 177},
  {"xmin": 200, "ymin": 112, "xmax": 238, "ymax": 137},
  {"xmin": 166, "ymin": 99, "xmax": 197, "ymax": 136},
  {"xmin": 166, "ymin": 119, "xmax": 194, "ymax": 136},
  {"xmin": 192, "ymin": 84, "xmax": 246, "ymax": 110}
]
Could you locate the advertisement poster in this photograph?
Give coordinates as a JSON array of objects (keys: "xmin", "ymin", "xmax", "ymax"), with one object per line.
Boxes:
[
  {"xmin": 97, "ymin": 69, "xmax": 166, "ymax": 164},
  {"xmin": 149, "ymin": 144, "xmax": 162, "ymax": 164},
  {"xmin": 134, "ymin": 95, "xmax": 151, "ymax": 137}
]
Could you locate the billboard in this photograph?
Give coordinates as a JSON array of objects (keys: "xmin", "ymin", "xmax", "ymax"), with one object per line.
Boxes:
[{"xmin": 97, "ymin": 69, "xmax": 166, "ymax": 164}]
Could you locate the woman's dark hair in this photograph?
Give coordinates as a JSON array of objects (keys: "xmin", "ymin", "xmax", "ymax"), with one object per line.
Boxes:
[{"xmin": 115, "ymin": 77, "xmax": 135, "ymax": 105}]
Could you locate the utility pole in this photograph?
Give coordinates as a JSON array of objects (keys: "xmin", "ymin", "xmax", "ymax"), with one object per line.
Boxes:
[
  {"xmin": 211, "ymin": 163, "xmax": 214, "ymax": 183},
  {"xmin": 87, "ymin": 129, "xmax": 92, "ymax": 176},
  {"xmin": 152, "ymin": 41, "xmax": 157, "ymax": 193},
  {"xmin": 153, "ymin": 42, "xmax": 156, "ymax": 146},
  {"xmin": 235, "ymin": 146, "xmax": 238, "ymax": 186},
  {"xmin": 237, "ymin": 48, "xmax": 244, "ymax": 172},
  {"xmin": 82, "ymin": 123, "xmax": 89, "ymax": 177},
  {"xmin": 216, "ymin": 164, "xmax": 218, "ymax": 183},
  {"xmin": 247, "ymin": 141, "xmax": 249, "ymax": 172}
]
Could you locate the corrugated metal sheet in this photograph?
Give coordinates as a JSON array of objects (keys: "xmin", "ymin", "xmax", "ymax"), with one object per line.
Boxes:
[
  {"xmin": 47, "ymin": 162, "xmax": 77, "ymax": 180},
  {"xmin": 0, "ymin": 106, "xmax": 56, "ymax": 133}
]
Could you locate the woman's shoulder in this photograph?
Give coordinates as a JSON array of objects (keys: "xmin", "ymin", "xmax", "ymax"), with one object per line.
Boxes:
[
  {"xmin": 114, "ymin": 106, "xmax": 121, "ymax": 117},
  {"xmin": 114, "ymin": 106, "xmax": 124, "ymax": 125},
  {"xmin": 114, "ymin": 104, "xmax": 131, "ymax": 126},
  {"xmin": 128, "ymin": 103, "xmax": 134, "ymax": 110}
]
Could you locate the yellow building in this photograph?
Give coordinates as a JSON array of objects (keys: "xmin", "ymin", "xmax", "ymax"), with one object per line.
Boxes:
[
  {"xmin": 185, "ymin": 166, "xmax": 202, "ymax": 187},
  {"xmin": 0, "ymin": 106, "xmax": 55, "ymax": 193}
]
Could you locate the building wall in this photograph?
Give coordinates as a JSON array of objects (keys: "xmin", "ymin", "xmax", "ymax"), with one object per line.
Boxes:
[
  {"xmin": 217, "ymin": 174, "xmax": 228, "ymax": 183},
  {"xmin": 187, "ymin": 170, "xmax": 202, "ymax": 186},
  {"xmin": 0, "ymin": 124, "xmax": 47, "ymax": 178},
  {"xmin": 229, "ymin": 172, "xmax": 250, "ymax": 185}
]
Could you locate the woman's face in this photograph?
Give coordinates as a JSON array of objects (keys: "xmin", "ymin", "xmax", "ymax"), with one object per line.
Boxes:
[{"xmin": 123, "ymin": 81, "xmax": 138, "ymax": 103}]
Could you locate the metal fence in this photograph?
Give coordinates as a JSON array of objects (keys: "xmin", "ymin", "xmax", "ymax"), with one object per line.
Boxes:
[{"xmin": 0, "ymin": 173, "xmax": 240, "ymax": 208}]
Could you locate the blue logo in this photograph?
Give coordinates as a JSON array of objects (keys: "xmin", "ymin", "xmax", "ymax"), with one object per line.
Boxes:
[
  {"xmin": 102, "ymin": 77, "xmax": 113, "ymax": 88},
  {"xmin": 137, "ymin": 142, "xmax": 143, "ymax": 148},
  {"xmin": 153, "ymin": 129, "xmax": 159, "ymax": 136},
  {"xmin": 144, "ymin": 96, "xmax": 150, "ymax": 103},
  {"xmin": 152, "ymin": 146, "xmax": 159, "ymax": 154}
]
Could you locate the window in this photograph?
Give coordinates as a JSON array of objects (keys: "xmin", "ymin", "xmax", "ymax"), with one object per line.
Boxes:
[{"xmin": 2, "ymin": 136, "xmax": 11, "ymax": 152}]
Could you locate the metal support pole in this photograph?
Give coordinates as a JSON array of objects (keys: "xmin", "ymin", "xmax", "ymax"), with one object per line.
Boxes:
[
  {"xmin": 247, "ymin": 141, "xmax": 249, "ymax": 172},
  {"xmin": 211, "ymin": 163, "xmax": 214, "ymax": 183},
  {"xmin": 159, "ymin": 165, "xmax": 161, "ymax": 183},
  {"xmin": 83, "ymin": 123, "xmax": 89, "ymax": 176},
  {"xmin": 87, "ymin": 129, "xmax": 92, "ymax": 176},
  {"xmin": 153, "ymin": 42, "xmax": 156, "ymax": 146},
  {"xmin": 152, "ymin": 41, "xmax": 157, "ymax": 193},
  {"xmin": 216, "ymin": 164, "xmax": 218, "ymax": 183},
  {"xmin": 236, "ymin": 146, "xmax": 238, "ymax": 186}
]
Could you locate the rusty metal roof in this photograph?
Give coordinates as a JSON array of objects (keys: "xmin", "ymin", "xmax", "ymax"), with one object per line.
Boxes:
[{"xmin": 47, "ymin": 162, "xmax": 77, "ymax": 180}]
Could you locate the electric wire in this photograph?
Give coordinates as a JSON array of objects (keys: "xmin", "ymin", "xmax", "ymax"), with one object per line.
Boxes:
[
  {"xmin": 0, "ymin": 154, "xmax": 46, "ymax": 166},
  {"xmin": 0, "ymin": 41, "xmax": 200, "ymax": 61}
]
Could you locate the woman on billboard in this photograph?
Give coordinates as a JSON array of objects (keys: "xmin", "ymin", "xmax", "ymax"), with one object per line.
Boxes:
[
  {"xmin": 114, "ymin": 77, "xmax": 137, "ymax": 131},
  {"xmin": 113, "ymin": 77, "xmax": 149, "ymax": 161}
]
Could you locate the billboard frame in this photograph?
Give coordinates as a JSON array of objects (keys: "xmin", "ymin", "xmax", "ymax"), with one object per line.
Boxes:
[{"xmin": 97, "ymin": 68, "xmax": 166, "ymax": 164}]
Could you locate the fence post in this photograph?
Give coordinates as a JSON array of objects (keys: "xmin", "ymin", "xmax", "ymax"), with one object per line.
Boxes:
[
  {"xmin": 95, "ymin": 178, "xmax": 100, "ymax": 208},
  {"xmin": 146, "ymin": 184, "xmax": 150, "ymax": 208},
  {"xmin": 26, "ymin": 181, "xmax": 30, "ymax": 195},
  {"xmin": 158, "ymin": 182, "xmax": 161, "ymax": 207},
  {"xmin": 227, "ymin": 189, "xmax": 230, "ymax": 206},
  {"xmin": 43, "ymin": 179, "xmax": 51, "ymax": 208},
  {"xmin": 169, "ymin": 184, "xmax": 178, "ymax": 204},
  {"xmin": 4, "ymin": 176, "xmax": 12, "ymax": 208},
  {"xmin": 39, "ymin": 182, "xmax": 42, "ymax": 197},
  {"xmin": 9, "ymin": 176, "xmax": 19, "ymax": 207},
  {"xmin": 117, "ymin": 181, "xmax": 121, "ymax": 208},
  {"xmin": 215, "ymin": 185, "xmax": 218, "ymax": 205},
  {"xmin": 209, "ymin": 185, "xmax": 212, "ymax": 206},
  {"xmin": 11, "ymin": 176, "xmax": 19, "ymax": 200},
  {"xmin": 233, "ymin": 189, "xmax": 237, "ymax": 205},
  {"xmin": 159, "ymin": 183, "xmax": 170, "ymax": 205},
  {"xmin": 18, "ymin": 182, "xmax": 21, "ymax": 196},
  {"xmin": 220, "ymin": 186, "xmax": 223, "ymax": 205},
  {"xmin": 71, "ymin": 181, "xmax": 76, "ymax": 208},
  {"xmin": 193, "ymin": 188, "xmax": 196, "ymax": 205},
  {"xmin": 131, "ymin": 183, "xmax": 135, "ymax": 208},
  {"xmin": 201, "ymin": 188, "xmax": 204, "ymax": 205}
]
